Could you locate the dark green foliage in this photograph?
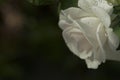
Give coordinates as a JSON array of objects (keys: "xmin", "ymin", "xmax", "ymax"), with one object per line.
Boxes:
[
  {"xmin": 27, "ymin": 0, "xmax": 57, "ymax": 6},
  {"xmin": 0, "ymin": 0, "xmax": 120, "ymax": 80},
  {"xmin": 60, "ymin": 0, "xmax": 78, "ymax": 9}
]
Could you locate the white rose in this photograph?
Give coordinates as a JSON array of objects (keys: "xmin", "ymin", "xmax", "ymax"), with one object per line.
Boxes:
[{"xmin": 59, "ymin": 0, "xmax": 120, "ymax": 69}]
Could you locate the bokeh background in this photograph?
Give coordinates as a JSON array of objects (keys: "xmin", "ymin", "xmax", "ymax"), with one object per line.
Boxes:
[{"xmin": 0, "ymin": 0, "xmax": 120, "ymax": 80}]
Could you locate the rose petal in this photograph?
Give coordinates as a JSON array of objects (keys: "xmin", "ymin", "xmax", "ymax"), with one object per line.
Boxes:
[
  {"xmin": 78, "ymin": 0, "xmax": 96, "ymax": 12},
  {"xmin": 63, "ymin": 7, "xmax": 93, "ymax": 19},
  {"xmin": 59, "ymin": 20, "xmax": 71, "ymax": 30},
  {"xmin": 104, "ymin": 41, "xmax": 120, "ymax": 61},
  {"xmin": 106, "ymin": 51, "xmax": 120, "ymax": 61},
  {"xmin": 92, "ymin": 6, "xmax": 111, "ymax": 28},
  {"xmin": 94, "ymin": 0, "xmax": 113, "ymax": 14},
  {"xmin": 59, "ymin": 14, "xmax": 84, "ymax": 31},
  {"xmin": 59, "ymin": 8, "xmax": 92, "ymax": 30},
  {"xmin": 85, "ymin": 59, "xmax": 101, "ymax": 69},
  {"xmin": 78, "ymin": 0, "xmax": 113, "ymax": 14},
  {"xmin": 95, "ymin": 23, "xmax": 106, "ymax": 62},
  {"xmin": 62, "ymin": 27, "xmax": 93, "ymax": 59},
  {"xmin": 77, "ymin": 18, "xmax": 100, "ymax": 48},
  {"xmin": 106, "ymin": 28, "xmax": 119, "ymax": 50},
  {"xmin": 79, "ymin": 17, "xmax": 100, "ymax": 28}
]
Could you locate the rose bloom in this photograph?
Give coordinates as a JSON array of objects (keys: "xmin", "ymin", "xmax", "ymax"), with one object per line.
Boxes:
[{"xmin": 59, "ymin": 0, "xmax": 120, "ymax": 69}]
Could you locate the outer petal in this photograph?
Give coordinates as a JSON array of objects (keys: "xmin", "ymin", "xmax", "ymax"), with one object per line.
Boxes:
[
  {"xmin": 59, "ymin": 7, "xmax": 93, "ymax": 30},
  {"xmin": 100, "ymin": 27, "xmax": 120, "ymax": 62},
  {"xmin": 78, "ymin": 0, "xmax": 94, "ymax": 12},
  {"xmin": 62, "ymin": 7, "xmax": 93, "ymax": 19},
  {"xmin": 62, "ymin": 27, "xmax": 93, "ymax": 59},
  {"xmin": 78, "ymin": 0, "xmax": 113, "ymax": 14},
  {"xmin": 106, "ymin": 50, "xmax": 120, "ymax": 61},
  {"xmin": 92, "ymin": 6, "xmax": 111, "ymax": 28},
  {"xmin": 59, "ymin": 14, "xmax": 78, "ymax": 30},
  {"xmin": 84, "ymin": 23, "xmax": 107, "ymax": 69},
  {"xmin": 106, "ymin": 28, "xmax": 119, "ymax": 49},
  {"xmin": 85, "ymin": 58, "xmax": 101, "ymax": 69},
  {"xmin": 104, "ymin": 41, "xmax": 120, "ymax": 61},
  {"xmin": 94, "ymin": 0, "xmax": 113, "ymax": 14},
  {"xmin": 95, "ymin": 23, "xmax": 106, "ymax": 62}
]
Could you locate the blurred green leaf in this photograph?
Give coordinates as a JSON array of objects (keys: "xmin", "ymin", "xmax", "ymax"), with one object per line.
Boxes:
[
  {"xmin": 0, "ymin": 64, "xmax": 22, "ymax": 79},
  {"xmin": 0, "ymin": 0, "xmax": 6, "ymax": 5},
  {"xmin": 114, "ymin": 26, "xmax": 120, "ymax": 39},
  {"xmin": 114, "ymin": 5, "xmax": 120, "ymax": 15},
  {"xmin": 27, "ymin": 0, "xmax": 57, "ymax": 6},
  {"xmin": 60, "ymin": 0, "xmax": 78, "ymax": 9}
]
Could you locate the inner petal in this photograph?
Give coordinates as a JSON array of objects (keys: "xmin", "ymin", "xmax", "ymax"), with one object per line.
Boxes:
[
  {"xmin": 77, "ymin": 17, "xmax": 100, "ymax": 48},
  {"xmin": 63, "ymin": 27, "xmax": 93, "ymax": 59}
]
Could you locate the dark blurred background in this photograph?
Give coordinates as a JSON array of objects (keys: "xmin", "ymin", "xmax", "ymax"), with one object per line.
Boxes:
[{"xmin": 0, "ymin": 0, "xmax": 120, "ymax": 80}]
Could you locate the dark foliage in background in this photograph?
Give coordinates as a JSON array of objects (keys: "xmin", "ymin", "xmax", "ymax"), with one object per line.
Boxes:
[{"xmin": 0, "ymin": 0, "xmax": 120, "ymax": 80}]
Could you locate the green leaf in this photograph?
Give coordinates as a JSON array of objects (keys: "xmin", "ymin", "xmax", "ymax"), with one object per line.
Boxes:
[
  {"xmin": 27, "ymin": 0, "xmax": 56, "ymax": 6},
  {"xmin": 113, "ymin": 5, "xmax": 120, "ymax": 16},
  {"xmin": 114, "ymin": 26, "xmax": 120, "ymax": 39},
  {"xmin": 60, "ymin": 0, "xmax": 78, "ymax": 10}
]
